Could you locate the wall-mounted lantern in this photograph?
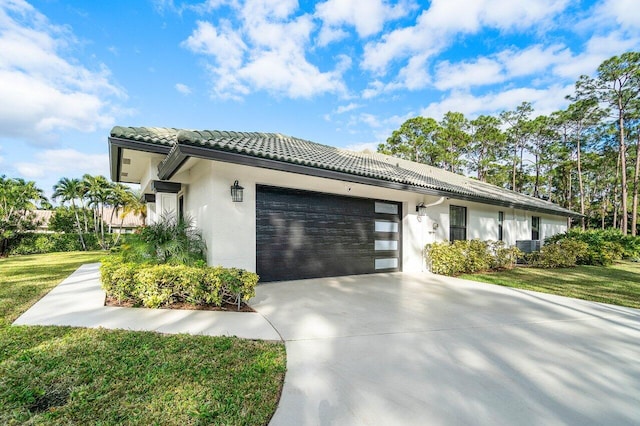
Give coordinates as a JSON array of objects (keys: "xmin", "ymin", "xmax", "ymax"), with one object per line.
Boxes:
[
  {"xmin": 230, "ymin": 180, "xmax": 244, "ymax": 202},
  {"xmin": 416, "ymin": 202, "xmax": 427, "ymax": 217}
]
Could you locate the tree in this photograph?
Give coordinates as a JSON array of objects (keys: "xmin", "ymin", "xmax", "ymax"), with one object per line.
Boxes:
[
  {"xmin": 436, "ymin": 112, "xmax": 470, "ymax": 173},
  {"xmin": 526, "ymin": 115, "xmax": 558, "ymax": 199},
  {"xmin": 555, "ymin": 99, "xmax": 604, "ymax": 228},
  {"xmin": 377, "ymin": 117, "xmax": 441, "ymax": 164},
  {"xmin": 82, "ymin": 174, "xmax": 113, "ymax": 249},
  {"xmin": 500, "ymin": 102, "xmax": 533, "ymax": 192},
  {"xmin": 0, "ymin": 176, "xmax": 47, "ymax": 256},
  {"xmin": 468, "ymin": 115, "xmax": 507, "ymax": 183},
  {"xmin": 52, "ymin": 177, "xmax": 87, "ymax": 250},
  {"xmin": 575, "ymin": 51, "xmax": 640, "ymax": 234}
]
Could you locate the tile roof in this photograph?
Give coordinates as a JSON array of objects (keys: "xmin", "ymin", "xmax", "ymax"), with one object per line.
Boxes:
[{"xmin": 110, "ymin": 126, "xmax": 578, "ymax": 216}]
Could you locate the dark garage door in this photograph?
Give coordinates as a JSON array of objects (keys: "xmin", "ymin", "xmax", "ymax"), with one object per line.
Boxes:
[{"xmin": 256, "ymin": 185, "xmax": 401, "ymax": 282}]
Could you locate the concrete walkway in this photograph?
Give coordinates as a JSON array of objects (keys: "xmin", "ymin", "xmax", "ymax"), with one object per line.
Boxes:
[{"xmin": 13, "ymin": 263, "xmax": 280, "ymax": 341}]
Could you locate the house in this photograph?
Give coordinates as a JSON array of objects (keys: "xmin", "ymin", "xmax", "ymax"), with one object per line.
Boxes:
[{"xmin": 109, "ymin": 126, "xmax": 578, "ymax": 282}]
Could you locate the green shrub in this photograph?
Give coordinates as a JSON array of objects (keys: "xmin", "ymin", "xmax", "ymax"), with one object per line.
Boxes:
[
  {"xmin": 425, "ymin": 239, "xmax": 518, "ymax": 276},
  {"xmin": 99, "ymin": 256, "xmax": 258, "ymax": 310},
  {"xmin": 101, "ymin": 256, "xmax": 139, "ymax": 302},
  {"xmin": 462, "ymin": 239, "xmax": 491, "ymax": 273},
  {"xmin": 545, "ymin": 228, "xmax": 639, "ymax": 266},
  {"xmin": 10, "ymin": 233, "xmax": 112, "ymax": 255},
  {"xmin": 528, "ymin": 239, "xmax": 589, "ymax": 268},
  {"xmin": 489, "ymin": 241, "xmax": 522, "ymax": 270},
  {"xmin": 425, "ymin": 241, "xmax": 466, "ymax": 275},
  {"xmin": 119, "ymin": 215, "xmax": 206, "ymax": 266}
]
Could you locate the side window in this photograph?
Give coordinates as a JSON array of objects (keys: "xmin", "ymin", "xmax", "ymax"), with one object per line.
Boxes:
[
  {"xmin": 498, "ymin": 211, "xmax": 504, "ymax": 241},
  {"xmin": 532, "ymin": 216, "xmax": 540, "ymax": 240},
  {"xmin": 449, "ymin": 205, "xmax": 467, "ymax": 242}
]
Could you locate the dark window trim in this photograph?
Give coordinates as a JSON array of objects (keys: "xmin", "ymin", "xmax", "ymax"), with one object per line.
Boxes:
[
  {"xmin": 498, "ymin": 211, "xmax": 504, "ymax": 241},
  {"xmin": 449, "ymin": 205, "xmax": 467, "ymax": 242},
  {"xmin": 532, "ymin": 216, "xmax": 540, "ymax": 240}
]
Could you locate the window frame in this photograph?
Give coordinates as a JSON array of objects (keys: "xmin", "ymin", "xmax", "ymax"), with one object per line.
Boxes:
[
  {"xmin": 498, "ymin": 211, "xmax": 504, "ymax": 241},
  {"xmin": 531, "ymin": 216, "xmax": 540, "ymax": 240},
  {"xmin": 449, "ymin": 205, "xmax": 467, "ymax": 242}
]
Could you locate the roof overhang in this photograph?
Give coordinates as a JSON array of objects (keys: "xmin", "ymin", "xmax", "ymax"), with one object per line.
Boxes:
[
  {"xmin": 157, "ymin": 142, "xmax": 581, "ymax": 218},
  {"xmin": 109, "ymin": 136, "xmax": 172, "ymax": 182}
]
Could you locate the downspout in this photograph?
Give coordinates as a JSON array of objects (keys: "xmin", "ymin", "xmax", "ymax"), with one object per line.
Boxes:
[{"xmin": 420, "ymin": 196, "xmax": 446, "ymax": 272}]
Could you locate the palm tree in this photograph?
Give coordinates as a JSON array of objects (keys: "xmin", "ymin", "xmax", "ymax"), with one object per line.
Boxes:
[
  {"xmin": 52, "ymin": 177, "xmax": 87, "ymax": 250},
  {"xmin": 114, "ymin": 189, "xmax": 146, "ymax": 245},
  {"xmin": 83, "ymin": 174, "xmax": 112, "ymax": 248}
]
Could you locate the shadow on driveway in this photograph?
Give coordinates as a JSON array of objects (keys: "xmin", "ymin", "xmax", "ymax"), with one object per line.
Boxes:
[{"xmin": 251, "ymin": 272, "xmax": 640, "ymax": 426}]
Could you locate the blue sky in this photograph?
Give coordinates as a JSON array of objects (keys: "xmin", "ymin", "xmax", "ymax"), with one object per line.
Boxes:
[{"xmin": 1, "ymin": 0, "xmax": 639, "ymax": 200}]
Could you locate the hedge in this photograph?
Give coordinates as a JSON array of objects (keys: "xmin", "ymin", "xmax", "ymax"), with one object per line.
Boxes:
[
  {"xmin": 100, "ymin": 256, "xmax": 259, "ymax": 309},
  {"xmin": 10, "ymin": 233, "xmax": 115, "ymax": 255},
  {"xmin": 425, "ymin": 240, "xmax": 521, "ymax": 276},
  {"xmin": 545, "ymin": 228, "xmax": 640, "ymax": 266}
]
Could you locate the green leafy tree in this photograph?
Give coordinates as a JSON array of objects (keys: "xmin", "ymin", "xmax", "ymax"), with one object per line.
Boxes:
[
  {"xmin": 468, "ymin": 115, "xmax": 507, "ymax": 183},
  {"xmin": 437, "ymin": 112, "xmax": 470, "ymax": 173},
  {"xmin": 0, "ymin": 176, "xmax": 47, "ymax": 256},
  {"xmin": 575, "ymin": 51, "xmax": 640, "ymax": 234},
  {"xmin": 377, "ymin": 116, "xmax": 441, "ymax": 164},
  {"xmin": 50, "ymin": 207, "xmax": 95, "ymax": 234},
  {"xmin": 500, "ymin": 102, "xmax": 533, "ymax": 192}
]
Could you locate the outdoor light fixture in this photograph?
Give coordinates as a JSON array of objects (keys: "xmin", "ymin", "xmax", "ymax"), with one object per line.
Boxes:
[
  {"xmin": 230, "ymin": 180, "xmax": 244, "ymax": 202},
  {"xmin": 416, "ymin": 202, "xmax": 427, "ymax": 217}
]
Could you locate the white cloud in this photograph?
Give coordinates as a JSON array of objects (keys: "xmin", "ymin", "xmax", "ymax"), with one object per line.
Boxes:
[
  {"xmin": 315, "ymin": 0, "xmax": 413, "ymax": 41},
  {"xmin": 344, "ymin": 142, "xmax": 378, "ymax": 152},
  {"xmin": 434, "ymin": 58, "xmax": 504, "ymax": 90},
  {"xmin": 335, "ymin": 102, "xmax": 361, "ymax": 114},
  {"xmin": 183, "ymin": 3, "xmax": 350, "ymax": 99},
  {"xmin": 0, "ymin": 0, "xmax": 124, "ymax": 143},
  {"xmin": 175, "ymin": 83, "xmax": 192, "ymax": 95},
  {"xmin": 420, "ymin": 84, "xmax": 573, "ymax": 120},
  {"xmin": 362, "ymin": 0, "xmax": 570, "ymax": 76},
  {"xmin": 182, "ymin": 20, "xmax": 246, "ymax": 69},
  {"xmin": 593, "ymin": 0, "xmax": 640, "ymax": 29},
  {"xmin": 15, "ymin": 149, "xmax": 108, "ymax": 179}
]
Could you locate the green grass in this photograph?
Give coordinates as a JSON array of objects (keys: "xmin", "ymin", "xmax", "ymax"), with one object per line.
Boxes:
[
  {"xmin": 460, "ymin": 261, "xmax": 640, "ymax": 309},
  {"xmin": 0, "ymin": 252, "xmax": 286, "ymax": 425}
]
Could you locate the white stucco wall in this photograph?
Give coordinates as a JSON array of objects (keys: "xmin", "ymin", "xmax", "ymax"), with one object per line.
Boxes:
[{"xmin": 154, "ymin": 158, "xmax": 569, "ymax": 274}]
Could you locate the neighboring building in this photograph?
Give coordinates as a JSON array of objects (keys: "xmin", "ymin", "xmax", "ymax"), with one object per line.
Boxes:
[
  {"xmin": 109, "ymin": 127, "xmax": 578, "ymax": 282},
  {"xmin": 33, "ymin": 207, "xmax": 144, "ymax": 234},
  {"xmin": 33, "ymin": 210, "xmax": 55, "ymax": 233}
]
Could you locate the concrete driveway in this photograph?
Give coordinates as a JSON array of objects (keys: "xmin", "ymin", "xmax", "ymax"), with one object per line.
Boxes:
[{"xmin": 250, "ymin": 272, "xmax": 640, "ymax": 425}]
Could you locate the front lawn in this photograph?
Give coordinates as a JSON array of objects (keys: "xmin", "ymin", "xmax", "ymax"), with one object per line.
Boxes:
[
  {"xmin": 0, "ymin": 252, "xmax": 286, "ymax": 425},
  {"xmin": 460, "ymin": 261, "xmax": 640, "ymax": 309}
]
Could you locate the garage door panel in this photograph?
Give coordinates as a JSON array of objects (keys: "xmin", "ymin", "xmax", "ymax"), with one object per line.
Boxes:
[{"xmin": 256, "ymin": 185, "xmax": 401, "ymax": 282}]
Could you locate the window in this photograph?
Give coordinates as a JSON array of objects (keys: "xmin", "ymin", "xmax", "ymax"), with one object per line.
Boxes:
[
  {"xmin": 178, "ymin": 195, "xmax": 184, "ymax": 221},
  {"xmin": 532, "ymin": 216, "xmax": 540, "ymax": 240},
  {"xmin": 498, "ymin": 211, "xmax": 504, "ymax": 241},
  {"xmin": 449, "ymin": 205, "xmax": 467, "ymax": 242}
]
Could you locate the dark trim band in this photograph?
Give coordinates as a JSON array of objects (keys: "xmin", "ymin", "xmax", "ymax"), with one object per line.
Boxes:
[{"xmin": 151, "ymin": 180, "xmax": 181, "ymax": 194}]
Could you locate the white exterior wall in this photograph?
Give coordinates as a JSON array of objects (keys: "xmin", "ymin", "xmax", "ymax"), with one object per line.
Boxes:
[
  {"xmin": 424, "ymin": 199, "xmax": 568, "ymax": 246},
  {"xmin": 159, "ymin": 158, "xmax": 569, "ymax": 274}
]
